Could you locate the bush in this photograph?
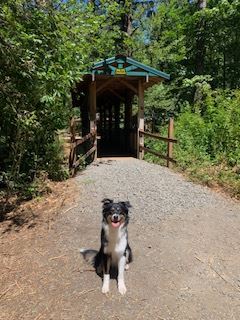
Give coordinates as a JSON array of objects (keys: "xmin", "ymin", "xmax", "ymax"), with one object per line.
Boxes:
[
  {"xmin": 174, "ymin": 89, "xmax": 240, "ymax": 167},
  {"xmin": 144, "ymin": 88, "xmax": 240, "ymax": 198},
  {"xmin": 44, "ymin": 137, "xmax": 69, "ymax": 182}
]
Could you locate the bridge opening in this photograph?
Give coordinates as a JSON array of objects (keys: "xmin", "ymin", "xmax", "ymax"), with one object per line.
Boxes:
[
  {"xmin": 97, "ymin": 103, "xmax": 130, "ymax": 157},
  {"xmin": 96, "ymin": 90, "xmax": 137, "ymax": 157}
]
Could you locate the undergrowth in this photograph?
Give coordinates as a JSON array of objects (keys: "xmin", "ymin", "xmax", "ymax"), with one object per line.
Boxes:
[{"xmin": 144, "ymin": 89, "xmax": 240, "ymax": 199}]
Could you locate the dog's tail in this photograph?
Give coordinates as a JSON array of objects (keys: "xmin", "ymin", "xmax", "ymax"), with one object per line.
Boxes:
[{"xmin": 80, "ymin": 248, "xmax": 98, "ymax": 266}]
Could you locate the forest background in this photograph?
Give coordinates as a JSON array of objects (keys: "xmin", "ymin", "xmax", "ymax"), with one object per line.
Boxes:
[{"xmin": 1, "ymin": 0, "xmax": 240, "ymax": 199}]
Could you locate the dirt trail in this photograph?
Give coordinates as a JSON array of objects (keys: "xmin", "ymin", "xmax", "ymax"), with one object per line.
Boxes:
[{"xmin": 1, "ymin": 158, "xmax": 240, "ymax": 320}]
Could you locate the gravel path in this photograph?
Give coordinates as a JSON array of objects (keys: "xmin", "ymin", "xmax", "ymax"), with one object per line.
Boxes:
[
  {"xmin": 76, "ymin": 158, "xmax": 233, "ymax": 223},
  {"xmin": 1, "ymin": 158, "xmax": 240, "ymax": 320}
]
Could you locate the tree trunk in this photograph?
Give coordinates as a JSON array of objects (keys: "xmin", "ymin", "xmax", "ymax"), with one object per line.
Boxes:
[
  {"xmin": 195, "ymin": 0, "xmax": 207, "ymax": 75},
  {"xmin": 198, "ymin": 0, "xmax": 207, "ymax": 9},
  {"xmin": 117, "ymin": 0, "xmax": 133, "ymax": 55}
]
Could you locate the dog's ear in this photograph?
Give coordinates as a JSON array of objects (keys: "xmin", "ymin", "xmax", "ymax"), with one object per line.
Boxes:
[
  {"xmin": 102, "ymin": 198, "xmax": 113, "ymax": 207},
  {"xmin": 120, "ymin": 201, "xmax": 131, "ymax": 209}
]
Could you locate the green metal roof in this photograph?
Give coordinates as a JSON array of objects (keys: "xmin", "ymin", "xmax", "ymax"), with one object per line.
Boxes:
[{"xmin": 90, "ymin": 55, "xmax": 170, "ymax": 80}]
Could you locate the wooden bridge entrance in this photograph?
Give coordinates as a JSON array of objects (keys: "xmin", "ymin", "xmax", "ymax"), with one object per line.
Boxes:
[{"xmin": 70, "ymin": 55, "xmax": 175, "ymax": 173}]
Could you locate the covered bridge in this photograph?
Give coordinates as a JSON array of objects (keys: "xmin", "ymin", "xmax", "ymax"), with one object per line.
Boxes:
[{"xmin": 71, "ymin": 55, "xmax": 170, "ymax": 163}]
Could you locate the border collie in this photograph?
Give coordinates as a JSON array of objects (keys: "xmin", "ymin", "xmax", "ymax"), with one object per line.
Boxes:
[{"xmin": 80, "ymin": 198, "xmax": 132, "ymax": 295}]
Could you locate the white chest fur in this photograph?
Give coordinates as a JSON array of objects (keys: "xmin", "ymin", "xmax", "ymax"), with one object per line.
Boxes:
[{"xmin": 103, "ymin": 223, "xmax": 127, "ymax": 262}]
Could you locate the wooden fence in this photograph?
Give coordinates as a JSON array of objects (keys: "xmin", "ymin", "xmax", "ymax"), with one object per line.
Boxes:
[
  {"xmin": 69, "ymin": 117, "xmax": 96, "ymax": 176},
  {"xmin": 139, "ymin": 118, "xmax": 177, "ymax": 168},
  {"xmin": 69, "ymin": 117, "xmax": 177, "ymax": 175}
]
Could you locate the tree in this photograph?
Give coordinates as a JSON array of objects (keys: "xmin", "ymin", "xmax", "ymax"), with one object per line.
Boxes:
[
  {"xmin": 195, "ymin": 0, "xmax": 207, "ymax": 74},
  {"xmin": 0, "ymin": 0, "xmax": 120, "ymax": 185}
]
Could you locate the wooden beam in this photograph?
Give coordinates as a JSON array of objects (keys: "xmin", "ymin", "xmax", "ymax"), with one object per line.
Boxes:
[
  {"xmin": 137, "ymin": 79, "xmax": 144, "ymax": 159},
  {"xmin": 118, "ymin": 79, "xmax": 138, "ymax": 94},
  {"xmin": 114, "ymin": 102, "xmax": 120, "ymax": 131},
  {"xmin": 109, "ymin": 104, "xmax": 112, "ymax": 134},
  {"xmin": 103, "ymin": 106, "xmax": 106, "ymax": 131},
  {"xmin": 144, "ymin": 78, "xmax": 163, "ymax": 88},
  {"xmin": 125, "ymin": 65, "xmax": 138, "ymax": 72},
  {"xmin": 98, "ymin": 87, "xmax": 125, "ymax": 102},
  {"xmin": 99, "ymin": 104, "xmax": 103, "ymax": 133},
  {"xmin": 89, "ymin": 82, "xmax": 96, "ymax": 128},
  {"xmin": 73, "ymin": 131, "xmax": 96, "ymax": 147},
  {"xmin": 124, "ymin": 93, "xmax": 132, "ymax": 151},
  {"xmin": 96, "ymin": 78, "xmax": 115, "ymax": 94},
  {"xmin": 108, "ymin": 88, "xmax": 125, "ymax": 101},
  {"xmin": 140, "ymin": 146, "xmax": 176, "ymax": 163},
  {"xmin": 73, "ymin": 146, "xmax": 97, "ymax": 169},
  {"xmin": 125, "ymin": 93, "xmax": 132, "ymax": 131},
  {"xmin": 167, "ymin": 117, "xmax": 174, "ymax": 168},
  {"xmin": 139, "ymin": 130, "xmax": 177, "ymax": 143},
  {"xmin": 89, "ymin": 81, "xmax": 97, "ymax": 160},
  {"xmin": 69, "ymin": 117, "xmax": 76, "ymax": 174},
  {"xmin": 126, "ymin": 71, "xmax": 156, "ymax": 77}
]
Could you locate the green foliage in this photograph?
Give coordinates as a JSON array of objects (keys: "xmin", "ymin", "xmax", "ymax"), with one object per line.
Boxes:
[
  {"xmin": 132, "ymin": 0, "xmax": 240, "ymax": 89},
  {"xmin": 138, "ymin": 0, "xmax": 240, "ymax": 197},
  {"xmin": 0, "ymin": 0, "xmax": 121, "ymax": 193},
  {"xmin": 145, "ymin": 87, "xmax": 240, "ymax": 197},
  {"xmin": 172, "ymin": 88, "xmax": 240, "ymax": 169},
  {"xmin": 186, "ymin": 0, "xmax": 240, "ymax": 87},
  {"xmin": 132, "ymin": 0, "xmax": 188, "ymax": 76},
  {"xmin": 145, "ymin": 84, "xmax": 176, "ymax": 122},
  {"xmin": 43, "ymin": 137, "xmax": 69, "ymax": 181},
  {"xmin": 20, "ymin": 172, "xmax": 52, "ymax": 200}
]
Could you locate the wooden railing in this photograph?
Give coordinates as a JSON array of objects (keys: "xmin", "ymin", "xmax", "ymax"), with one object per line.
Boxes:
[
  {"xmin": 69, "ymin": 117, "xmax": 96, "ymax": 176},
  {"xmin": 139, "ymin": 118, "xmax": 177, "ymax": 168}
]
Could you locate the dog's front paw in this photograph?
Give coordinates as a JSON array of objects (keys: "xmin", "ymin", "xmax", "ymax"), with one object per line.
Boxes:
[
  {"xmin": 102, "ymin": 274, "xmax": 110, "ymax": 294},
  {"xmin": 102, "ymin": 284, "xmax": 110, "ymax": 294},
  {"xmin": 118, "ymin": 281, "xmax": 127, "ymax": 295}
]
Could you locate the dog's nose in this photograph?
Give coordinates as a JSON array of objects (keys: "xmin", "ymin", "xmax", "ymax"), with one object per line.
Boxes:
[{"xmin": 112, "ymin": 214, "xmax": 119, "ymax": 222}]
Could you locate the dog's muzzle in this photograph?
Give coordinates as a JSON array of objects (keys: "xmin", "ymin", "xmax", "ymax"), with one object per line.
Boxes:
[{"xmin": 111, "ymin": 214, "xmax": 121, "ymax": 228}]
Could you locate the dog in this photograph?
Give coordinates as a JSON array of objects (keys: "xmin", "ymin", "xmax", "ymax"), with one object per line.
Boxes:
[{"xmin": 80, "ymin": 198, "xmax": 132, "ymax": 295}]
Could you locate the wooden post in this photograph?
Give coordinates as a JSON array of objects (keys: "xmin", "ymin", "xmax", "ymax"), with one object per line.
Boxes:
[
  {"xmin": 114, "ymin": 102, "xmax": 120, "ymax": 131},
  {"xmin": 125, "ymin": 92, "xmax": 132, "ymax": 152},
  {"xmin": 137, "ymin": 80, "xmax": 144, "ymax": 159},
  {"xmin": 80, "ymin": 97, "xmax": 90, "ymax": 137},
  {"xmin": 89, "ymin": 81, "xmax": 97, "ymax": 160},
  {"xmin": 114, "ymin": 102, "xmax": 120, "ymax": 146},
  {"xmin": 99, "ymin": 104, "xmax": 103, "ymax": 134},
  {"xmin": 69, "ymin": 117, "xmax": 76, "ymax": 176},
  {"xmin": 167, "ymin": 117, "xmax": 174, "ymax": 168},
  {"xmin": 103, "ymin": 105, "xmax": 106, "ymax": 132},
  {"xmin": 109, "ymin": 105, "xmax": 112, "ymax": 139}
]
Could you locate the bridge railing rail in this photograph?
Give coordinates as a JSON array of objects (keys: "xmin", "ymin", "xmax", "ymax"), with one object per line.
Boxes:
[
  {"xmin": 139, "ymin": 118, "xmax": 177, "ymax": 168},
  {"xmin": 69, "ymin": 117, "xmax": 96, "ymax": 176}
]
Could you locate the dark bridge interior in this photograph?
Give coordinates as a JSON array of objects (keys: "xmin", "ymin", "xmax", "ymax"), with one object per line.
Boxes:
[{"xmin": 96, "ymin": 92, "xmax": 137, "ymax": 157}]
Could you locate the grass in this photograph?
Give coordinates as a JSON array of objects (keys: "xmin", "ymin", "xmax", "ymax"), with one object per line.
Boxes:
[
  {"xmin": 180, "ymin": 162, "xmax": 240, "ymax": 199},
  {"xmin": 144, "ymin": 150, "xmax": 240, "ymax": 199}
]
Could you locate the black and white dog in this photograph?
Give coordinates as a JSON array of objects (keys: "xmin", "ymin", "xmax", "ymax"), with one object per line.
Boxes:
[{"xmin": 81, "ymin": 198, "xmax": 132, "ymax": 295}]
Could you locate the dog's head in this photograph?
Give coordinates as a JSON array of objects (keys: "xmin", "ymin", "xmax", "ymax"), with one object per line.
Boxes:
[{"xmin": 102, "ymin": 198, "xmax": 131, "ymax": 228}]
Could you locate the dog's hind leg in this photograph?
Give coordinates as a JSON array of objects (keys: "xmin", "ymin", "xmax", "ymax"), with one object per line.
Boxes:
[
  {"xmin": 102, "ymin": 254, "xmax": 111, "ymax": 294},
  {"xmin": 118, "ymin": 256, "xmax": 127, "ymax": 295}
]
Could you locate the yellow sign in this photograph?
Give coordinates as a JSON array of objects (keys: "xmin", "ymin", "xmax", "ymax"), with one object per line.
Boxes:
[{"xmin": 115, "ymin": 68, "xmax": 126, "ymax": 75}]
